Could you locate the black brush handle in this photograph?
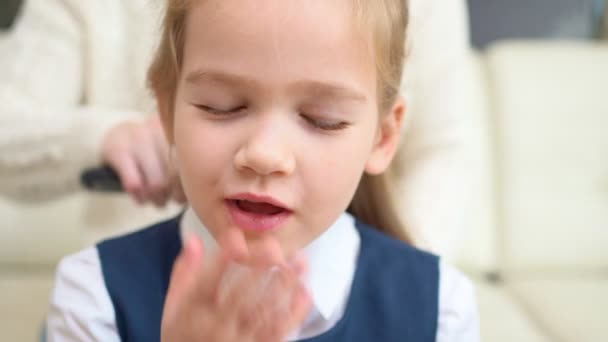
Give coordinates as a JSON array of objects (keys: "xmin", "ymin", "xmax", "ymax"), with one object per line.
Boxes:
[{"xmin": 81, "ymin": 166, "xmax": 124, "ymax": 192}]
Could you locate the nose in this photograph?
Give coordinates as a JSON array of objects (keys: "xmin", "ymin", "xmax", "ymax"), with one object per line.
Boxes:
[{"xmin": 234, "ymin": 117, "xmax": 296, "ymax": 177}]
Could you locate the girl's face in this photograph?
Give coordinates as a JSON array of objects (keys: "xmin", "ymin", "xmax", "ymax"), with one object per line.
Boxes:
[{"xmin": 170, "ymin": 0, "xmax": 403, "ymax": 254}]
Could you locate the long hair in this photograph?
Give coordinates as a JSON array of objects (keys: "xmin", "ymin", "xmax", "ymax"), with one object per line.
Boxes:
[{"xmin": 148, "ymin": 0, "xmax": 412, "ymax": 244}]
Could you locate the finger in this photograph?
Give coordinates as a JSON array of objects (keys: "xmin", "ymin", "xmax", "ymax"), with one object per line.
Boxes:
[
  {"xmin": 247, "ymin": 236, "xmax": 285, "ymax": 268},
  {"xmin": 107, "ymin": 149, "xmax": 144, "ymax": 203},
  {"xmin": 194, "ymin": 249, "xmax": 232, "ymax": 305},
  {"xmin": 133, "ymin": 140, "xmax": 170, "ymax": 206},
  {"xmin": 260, "ymin": 260, "xmax": 311, "ymax": 339},
  {"xmin": 223, "ymin": 261, "xmax": 294, "ymax": 338},
  {"xmin": 284, "ymin": 282, "xmax": 312, "ymax": 334},
  {"xmin": 163, "ymin": 235, "xmax": 205, "ymax": 321},
  {"xmin": 265, "ymin": 263, "xmax": 305, "ymax": 314},
  {"xmin": 285, "ymin": 251, "xmax": 308, "ymax": 276},
  {"xmin": 236, "ymin": 273, "xmax": 282, "ymax": 337},
  {"xmin": 252, "ymin": 269, "xmax": 297, "ymax": 341},
  {"xmin": 222, "ymin": 268, "xmax": 265, "ymax": 322},
  {"xmin": 217, "ymin": 227, "xmax": 249, "ymax": 263}
]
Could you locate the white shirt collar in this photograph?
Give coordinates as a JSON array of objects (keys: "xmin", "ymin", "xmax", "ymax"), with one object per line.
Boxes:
[{"xmin": 179, "ymin": 207, "xmax": 360, "ymax": 321}]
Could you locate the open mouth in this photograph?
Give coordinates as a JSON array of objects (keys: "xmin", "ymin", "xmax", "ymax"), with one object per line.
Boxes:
[
  {"xmin": 225, "ymin": 195, "xmax": 292, "ymax": 232},
  {"xmin": 234, "ymin": 199, "xmax": 286, "ymax": 215}
]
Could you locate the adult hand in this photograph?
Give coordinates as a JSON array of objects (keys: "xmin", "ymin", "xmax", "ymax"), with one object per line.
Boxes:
[{"xmin": 101, "ymin": 114, "xmax": 186, "ymax": 207}]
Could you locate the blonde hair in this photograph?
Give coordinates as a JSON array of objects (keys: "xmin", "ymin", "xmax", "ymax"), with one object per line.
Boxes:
[{"xmin": 149, "ymin": 0, "xmax": 412, "ymax": 244}]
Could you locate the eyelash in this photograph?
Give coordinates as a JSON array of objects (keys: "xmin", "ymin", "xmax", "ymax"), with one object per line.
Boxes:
[
  {"xmin": 195, "ymin": 105, "xmax": 350, "ymax": 131},
  {"xmin": 195, "ymin": 104, "xmax": 245, "ymax": 115},
  {"xmin": 301, "ymin": 115, "xmax": 350, "ymax": 131}
]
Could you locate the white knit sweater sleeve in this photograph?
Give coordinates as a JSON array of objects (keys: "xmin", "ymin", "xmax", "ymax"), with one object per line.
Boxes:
[
  {"xmin": 396, "ymin": 0, "xmax": 473, "ymax": 258},
  {"xmin": 0, "ymin": 0, "xmax": 141, "ymax": 202}
]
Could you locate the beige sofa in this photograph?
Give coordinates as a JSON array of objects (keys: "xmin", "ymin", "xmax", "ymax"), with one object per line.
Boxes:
[
  {"xmin": 1, "ymin": 40, "xmax": 607, "ymax": 341},
  {"xmin": 456, "ymin": 41, "xmax": 608, "ymax": 341}
]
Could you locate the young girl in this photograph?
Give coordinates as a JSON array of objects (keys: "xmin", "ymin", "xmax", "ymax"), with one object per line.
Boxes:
[{"xmin": 47, "ymin": 0, "xmax": 479, "ymax": 341}]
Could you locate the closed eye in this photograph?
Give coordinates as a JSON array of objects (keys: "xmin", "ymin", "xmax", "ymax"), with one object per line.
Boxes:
[
  {"xmin": 195, "ymin": 104, "xmax": 246, "ymax": 115},
  {"xmin": 301, "ymin": 114, "xmax": 351, "ymax": 131}
]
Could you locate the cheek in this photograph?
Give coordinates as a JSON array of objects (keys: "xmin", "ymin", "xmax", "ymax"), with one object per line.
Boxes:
[
  {"xmin": 172, "ymin": 110, "xmax": 233, "ymax": 189},
  {"xmin": 307, "ymin": 158, "xmax": 362, "ymax": 208},
  {"xmin": 300, "ymin": 122, "xmax": 377, "ymax": 207}
]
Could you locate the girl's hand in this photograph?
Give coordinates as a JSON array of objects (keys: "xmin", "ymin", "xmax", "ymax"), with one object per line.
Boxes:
[
  {"xmin": 101, "ymin": 114, "xmax": 187, "ymax": 207},
  {"xmin": 161, "ymin": 230, "xmax": 311, "ymax": 342}
]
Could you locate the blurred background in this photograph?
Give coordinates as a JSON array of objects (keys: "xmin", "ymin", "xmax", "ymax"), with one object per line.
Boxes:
[{"xmin": 1, "ymin": 0, "xmax": 607, "ymax": 341}]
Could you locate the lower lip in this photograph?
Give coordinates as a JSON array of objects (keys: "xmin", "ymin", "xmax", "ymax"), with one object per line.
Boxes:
[{"xmin": 226, "ymin": 200, "xmax": 292, "ymax": 233}]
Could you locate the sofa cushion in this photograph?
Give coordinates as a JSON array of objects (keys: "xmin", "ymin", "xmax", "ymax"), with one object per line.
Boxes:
[
  {"xmin": 486, "ymin": 42, "xmax": 608, "ymax": 271},
  {"xmin": 509, "ymin": 277, "xmax": 608, "ymax": 342},
  {"xmin": 454, "ymin": 52, "xmax": 499, "ymax": 273},
  {"xmin": 0, "ymin": 272, "xmax": 54, "ymax": 342},
  {"xmin": 475, "ymin": 280, "xmax": 551, "ymax": 342}
]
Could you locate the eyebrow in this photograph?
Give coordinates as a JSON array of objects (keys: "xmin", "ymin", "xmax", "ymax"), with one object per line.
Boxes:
[
  {"xmin": 185, "ymin": 70, "xmax": 258, "ymax": 88},
  {"xmin": 293, "ymin": 80, "xmax": 368, "ymax": 103},
  {"xmin": 184, "ymin": 69, "xmax": 368, "ymax": 103}
]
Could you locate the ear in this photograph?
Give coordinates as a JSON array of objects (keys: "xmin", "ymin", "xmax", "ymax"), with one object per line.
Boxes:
[
  {"xmin": 365, "ymin": 97, "xmax": 406, "ymax": 175},
  {"xmin": 155, "ymin": 88, "xmax": 175, "ymax": 145}
]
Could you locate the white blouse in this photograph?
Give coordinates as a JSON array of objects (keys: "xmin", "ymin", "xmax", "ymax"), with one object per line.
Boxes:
[{"xmin": 47, "ymin": 209, "xmax": 479, "ymax": 342}]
